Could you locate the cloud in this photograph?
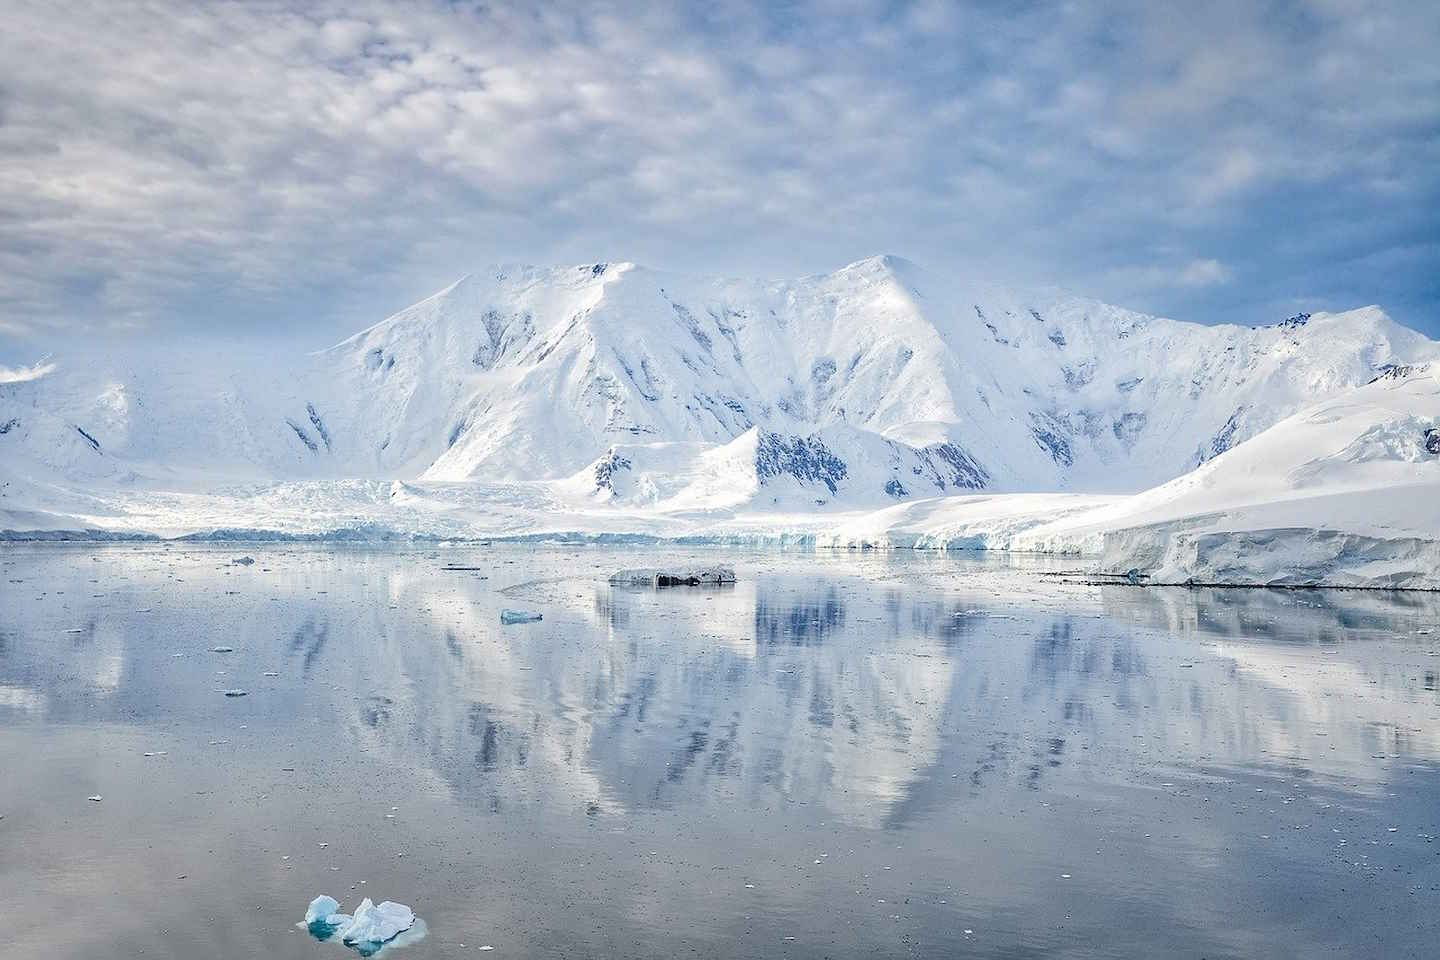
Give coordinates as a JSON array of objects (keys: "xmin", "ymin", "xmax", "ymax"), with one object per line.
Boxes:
[
  {"xmin": 0, "ymin": 0, "xmax": 1436, "ymax": 350},
  {"xmin": 0, "ymin": 360, "xmax": 56, "ymax": 384},
  {"xmin": 1177, "ymin": 259, "xmax": 1233, "ymax": 288},
  {"xmin": 1188, "ymin": 149, "xmax": 1262, "ymax": 206}
]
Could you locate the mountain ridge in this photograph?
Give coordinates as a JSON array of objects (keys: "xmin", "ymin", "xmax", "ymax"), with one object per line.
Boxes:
[{"xmin": 1, "ymin": 256, "xmax": 1435, "ymax": 511}]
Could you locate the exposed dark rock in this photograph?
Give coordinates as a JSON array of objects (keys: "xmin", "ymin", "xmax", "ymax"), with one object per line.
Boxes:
[
  {"xmin": 75, "ymin": 425, "xmax": 101, "ymax": 452},
  {"xmin": 927, "ymin": 442, "xmax": 989, "ymax": 489},
  {"xmin": 1113, "ymin": 411, "xmax": 1147, "ymax": 444},
  {"xmin": 447, "ymin": 419, "xmax": 467, "ymax": 448},
  {"xmin": 473, "ymin": 308, "xmax": 536, "ymax": 368},
  {"xmin": 755, "ymin": 432, "xmax": 848, "ymax": 493},
  {"xmin": 706, "ymin": 305, "xmax": 747, "ymax": 365},
  {"xmin": 1029, "ymin": 413, "xmax": 1073, "ymax": 467},
  {"xmin": 594, "ymin": 449, "xmax": 632, "ymax": 491},
  {"xmin": 0, "ymin": 417, "xmax": 18, "ymax": 435},
  {"xmin": 306, "ymin": 403, "xmax": 332, "ymax": 450},
  {"xmin": 1063, "ymin": 360, "xmax": 1096, "ymax": 389},
  {"xmin": 884, "ymin": 478, "xmax": 908, "ymax": 498},
  {"xmin": 285, "ymin": 419, "xmax": 318, "ymax": 452},
  {"xmin": 1199, "ymin": 408, "xmax": 1246, "ymax": 463},
  {"xmin": 614, "ymin": 350, "xmax": 662, "ymax": 402},
  {"xmin": 1425, "ymin": 428, "xmax": 1440, "ymax": 455},
  {"xmin": 531, "ymin": 310, "xmax": 582, "ymax": 365},
  {"xmin": 1370, "ymin": 362, "xmax": 1428, "ymax": 383},
  {"xmin": 671, "ymin": 302, "xmax": 713, "ymax": 353}
]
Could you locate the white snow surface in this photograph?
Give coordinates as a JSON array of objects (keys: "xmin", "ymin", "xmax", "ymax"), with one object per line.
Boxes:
[{"xmin": 2, "ymin": 256, "xmax": 1437, "ymax": 588}]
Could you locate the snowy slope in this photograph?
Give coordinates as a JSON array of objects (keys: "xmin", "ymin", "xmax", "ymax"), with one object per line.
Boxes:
[
  {"xmin": 4, "ymin": 256, "xmax": 1433, "ymax": 499},
  {"xmin": 314, "ymin": 256, "xmax": 1436, "ymax": 495},
  {"xmin": 820, "ymin": 365, "xmax": 1440, "ymax": 588},
  {"xmin": 1, "ymin": 256, "xmax": 1437, "ymax": 586}
]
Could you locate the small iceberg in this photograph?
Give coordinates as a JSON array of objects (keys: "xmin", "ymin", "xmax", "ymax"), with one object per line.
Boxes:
[
  {"xmin": 609, "ymin": 566, "xmax": 736, "ymax": 588},
  {"xmin": 306, "ymin": 894, "xmax": 345, "ymax": 929},
  {"xmin": 302, "ymin": 895, "xmax": 424, "ymax": 956},
  {"xmin": 343, "ymin": 899, "xmax": 416, "ymax": 948},
  {"xmin": 500, "ymin": 609, "xmax": 543, "ymax": 625}
]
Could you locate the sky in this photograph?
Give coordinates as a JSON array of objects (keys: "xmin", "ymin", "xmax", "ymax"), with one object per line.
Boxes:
[{"xmin": 1, "ymin": 0, "xmax": 1437, "ymax": 359}]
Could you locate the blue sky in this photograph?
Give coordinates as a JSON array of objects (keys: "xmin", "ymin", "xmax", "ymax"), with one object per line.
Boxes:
[{"xmin": 1, "ymin": 0, "xmax": 1437, "ymax": 358}]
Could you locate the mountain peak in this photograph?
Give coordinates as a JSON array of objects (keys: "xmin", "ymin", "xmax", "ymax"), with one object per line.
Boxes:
[
  {"xmin": 831, "ymin": 254, "xmax": 922, "ymax": 279},
  {"xmin": 7, "ymin": 257, "xmax": 1435, "ymax": 506}
]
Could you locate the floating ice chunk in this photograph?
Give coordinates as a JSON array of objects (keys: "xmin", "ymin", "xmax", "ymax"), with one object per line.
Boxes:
[
  {"xmin": 305, "ymin": 895, "xmax": 343, "ymax": 925},
  {"xmin": 222, "ymin": 689, "xmax": 248, "ymax": 697},
  {"xmin": 609, "ymin": 566, "xmax": 736, "ymax": 588},
  {"xmin": 212, "ymin": 645, "xmax": 234, "ymax": 653},
  {"xmin": 341, "ymin": 898, "xmax": 415, "ymax": 947},
  {"xmin": 232, "ymin": 556, "xmax": 256, "ymax": 565},
  {"xmin": 500, "ymin": 609, "xmax": 542, "ymax": 625},
  {"xmin": 301, "ymin": 895, "xmax": 421, "ymax": 954}
]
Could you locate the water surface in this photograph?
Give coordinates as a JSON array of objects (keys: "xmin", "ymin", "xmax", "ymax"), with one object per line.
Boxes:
[{"xmin": 2, "ymin": 545, "xmax": 1437, "ymax": 958}]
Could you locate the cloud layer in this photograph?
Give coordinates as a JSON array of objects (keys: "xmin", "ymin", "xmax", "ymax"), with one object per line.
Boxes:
[{"xmin": 2, "ymin": 0, "xmax": 1437, "ymax": 350}]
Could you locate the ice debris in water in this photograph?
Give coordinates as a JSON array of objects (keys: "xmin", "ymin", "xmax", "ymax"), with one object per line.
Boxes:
[
  {"xmin": 500, "ymin": 609, "xmax": 542, "ymax": 625},
  {"xmin": 306, "ymin": 895, "xmax": 343, "ymax": 925},
  {"xmin": 609, "ymin": 566, "xmax": 736, "ymax": 587},
  {"xmin": 302, "ymin": 895, "xmax": 419, "ymax": 955},
  {"xmin": 222, "ymin": 689, "xmax": 248, "ymax": 697},
  {"xmin": 344, "ymin": 899, "xmax": 416, "ymax": 947},
  {"xmin": 232, "ymin": 556, "xmax": 256, "ymax": 566}
]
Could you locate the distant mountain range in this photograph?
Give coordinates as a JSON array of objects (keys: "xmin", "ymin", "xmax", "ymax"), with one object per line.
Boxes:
[{"xmin": 3, "ymin": 255, "xmax": 1434, "ymax": 512}]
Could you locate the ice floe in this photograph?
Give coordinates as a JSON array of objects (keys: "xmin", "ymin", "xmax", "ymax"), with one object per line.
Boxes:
[{"xmin": 302, "ymin": 894, "xmax": 423, "ymax": 956}]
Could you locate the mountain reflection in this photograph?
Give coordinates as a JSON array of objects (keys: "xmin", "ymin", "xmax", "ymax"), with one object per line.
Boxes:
[
  {"xmin": 753, "ymin": 585, "xmax": 845, "ymax": 646},
  {"xmin": 2, "ymin": 547, "xmax": 1438, "ymax": 830}
]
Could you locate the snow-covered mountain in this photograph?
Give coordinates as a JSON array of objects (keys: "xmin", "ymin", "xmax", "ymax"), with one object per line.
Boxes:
[
  {"xmin": 822, "ymin": 363, "xmax": 1440, "ymax": 588},
  {"xmin": 2, "ymin": 255, "xmax": 1435, "ymax": 512},
  {"xmin": 2, "ymin": 255, "xmax": 1438, "ymax": 587}
]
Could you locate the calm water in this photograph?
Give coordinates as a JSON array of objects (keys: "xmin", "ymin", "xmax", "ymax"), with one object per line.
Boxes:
[{"xmin": 1, "ymin": 545, "xmax": 1437, "ymax": 959}]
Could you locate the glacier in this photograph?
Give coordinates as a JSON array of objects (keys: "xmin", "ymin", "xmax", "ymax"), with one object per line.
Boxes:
[{"xmin": 1, "ymin": 255, "xmax": 1437, "ymax": 588}]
